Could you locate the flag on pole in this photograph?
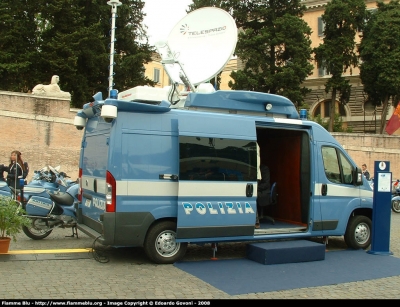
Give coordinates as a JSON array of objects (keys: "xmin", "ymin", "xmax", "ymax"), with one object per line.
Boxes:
[{"xmin": 385, "ymin": 102, "xmax": 400, "ymax": 135}]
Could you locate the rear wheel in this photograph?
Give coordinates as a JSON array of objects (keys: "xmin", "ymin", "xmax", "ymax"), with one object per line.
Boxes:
[
  {"xmin": 344, "ymin": 215, "xmax": 371, "ymax": 249},
  {"xmin": 392, "ymin": 199, "xmax": 400, "ymax": 213},
  {"xmin": 22, "ymin": 218, "xmax": 53, "ymax": 240},
  {"xmin": 144, "ymin": 221, "xmax": 187, "ymax": 264}
]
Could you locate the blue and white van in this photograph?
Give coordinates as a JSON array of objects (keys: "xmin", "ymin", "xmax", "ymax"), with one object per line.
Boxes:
[{"xmin": 73, "ymin": 85, "xmax": 373, "ymax": 264}]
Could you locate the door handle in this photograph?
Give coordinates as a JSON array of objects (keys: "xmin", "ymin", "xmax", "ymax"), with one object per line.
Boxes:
[
  {"xmin": 246, "ymin": 183, "xmax": 254, "ymax": 197},
  {"xmin": 159, "ymin": 174, "xmax": 178, "ymax": 180},
  {"xmin": 321, "ymin": 184, "xmax": 327, "ymax": 196}
]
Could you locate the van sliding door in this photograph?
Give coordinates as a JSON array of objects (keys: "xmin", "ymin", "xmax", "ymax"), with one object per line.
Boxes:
[{"xmin": 176, "ymin": 115, "xmax": 257, "ymax": 240}]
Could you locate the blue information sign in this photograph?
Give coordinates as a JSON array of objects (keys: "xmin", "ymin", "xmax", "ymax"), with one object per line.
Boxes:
[{"xmin": 368, "ymin": 161, "xmax": 393, "ymax": 255}]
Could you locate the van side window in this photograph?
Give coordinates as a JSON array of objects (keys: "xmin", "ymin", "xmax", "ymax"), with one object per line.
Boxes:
[
  {"xmin": 339, "ymin": 151, "xmax": 353, "ymax": 184},
  {"xmin": 321, "ymin": 146, "xmax": 353, "ymax": 185},
  {"xmin": 179, "ymin": 136, "xmax": 257, "ymax": 181}
]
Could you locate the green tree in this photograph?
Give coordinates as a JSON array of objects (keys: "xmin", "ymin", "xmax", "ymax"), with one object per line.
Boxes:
[
  {"xmin": 313, "ymin": 0, "xmax": 367, "ymax": 132},
  {"xmin": 0, "ymin": 0, "xmax": 154, "ymax": 108},
  {"xmin": 312, "ymin": 113, "xmax": 353, "ymax": 132},
  {"xmin": 0, "ymin": 0, "xmax": 41, "ymax": 92},
  {"xmin": 359, "ymin": 0, "xmax": 400, "ymax": 134},
  {"xmin": 188, "ymin": 0, "xmax": 314, "ymax": 108}
]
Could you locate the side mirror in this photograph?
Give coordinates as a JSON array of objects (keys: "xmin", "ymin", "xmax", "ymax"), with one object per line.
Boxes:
[{"xmin": 353, "ymin": 167, "xmax": 363, "ymax": 186}]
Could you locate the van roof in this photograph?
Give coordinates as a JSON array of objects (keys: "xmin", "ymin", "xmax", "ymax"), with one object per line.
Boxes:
[
  {"xmin": 185, "ymin": 90, "xmax": 299, "ymax": 119},
  {"xmin": 74, "ymin": 87, "xmax": 300, "ymax": 122}
]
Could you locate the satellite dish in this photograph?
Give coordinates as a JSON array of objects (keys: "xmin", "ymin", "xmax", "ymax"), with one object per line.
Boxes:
[{"xmin": 156, "ymin": 7, "xmax": 237, "ymax": 88}]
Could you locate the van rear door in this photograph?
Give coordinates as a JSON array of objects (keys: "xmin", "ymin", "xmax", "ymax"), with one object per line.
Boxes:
[
  {"xmin": 80, "ymin": 118, "xmax": 110, "ymax": 233},
  {"xmin": 176, "ymin": 116, "xmax": 257, "ymax": 240}
]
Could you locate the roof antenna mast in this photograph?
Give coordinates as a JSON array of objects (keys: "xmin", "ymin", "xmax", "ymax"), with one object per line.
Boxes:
[{"xmin": 107, "ymin": 0, "xmax": 122, "ymax": 97}]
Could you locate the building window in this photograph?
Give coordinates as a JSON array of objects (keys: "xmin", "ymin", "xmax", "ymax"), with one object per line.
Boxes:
[
  {"xmin": 153, "ymin": 68, "xmax": 160, "ymax": 83},
  {"xmin": 313, "ymin": 100, "xmax": 346, "ymax": 118},
  {"xmin": 318, "ymin": 16, "xmax": 325, "ymax": 37},
  {"xmin": 318, "ymin": 65, "xmax": 328, "ymax": 77},
  {"xmin": 317, "ymin": 60, "xmax": 328, "ymax": 77},
  {"xmin": 359, "ymin": 8, "xmax": 378, "ymax": 32}
]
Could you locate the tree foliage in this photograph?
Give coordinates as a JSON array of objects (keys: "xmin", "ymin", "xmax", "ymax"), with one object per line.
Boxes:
[
  {"xmin": 313, "ymin": 0, "xmax": 367, "ymax": 132},
  {"xmin": 0, "ymin": 0, "xmax": 41, "ymax": 92},
  {"xmin": 0, "ymin": 0, "xmax": 155, "ymax": 108},
  {"xmin": 359, "ymin": 0, "xmax": 400, "ymax": 134},
  {"xmin": 188, "ymin": 0, "xmax": 314, "ymax": 108},
  {"xmin": 312, "ymin": 113, "xmax": 353, "ymax": 132}
]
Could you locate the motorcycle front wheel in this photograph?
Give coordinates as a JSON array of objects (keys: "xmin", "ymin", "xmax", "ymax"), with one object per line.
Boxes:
[
  {"xmin": 392, "ymin": 199, "xmax": 400, "ymax": 213},
  {"xmin": 22, "ymin": 218, "xmax": 53, "ymax": 240}
]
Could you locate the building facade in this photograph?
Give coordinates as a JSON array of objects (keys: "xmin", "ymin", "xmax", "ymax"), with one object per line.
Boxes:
[
  {"xmin": 302, "ymin": 0, "xmax": 391, "ymax": 133},
  {"xmin": 144, "ymin": 1, "xmax": 394, "ymax": 134}
]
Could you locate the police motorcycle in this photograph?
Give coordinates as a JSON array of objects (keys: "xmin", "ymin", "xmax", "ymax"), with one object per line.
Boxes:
[
  {"xmin": 20, "ymin": 175, "xmax": 79, "ymax": 240},
  {"xmin": 9, "ymin": 165, "xmax": 76, "ymax": 203},
  {"xmin": 0, "ymin": 166, "xmax": 58, "ymax": 198},
  {"xmin": 11, "ymin": 166, "xmax": 79, "ymax": 240},
  {"xmin": 391, "ymin": 180, "xmax": 400, "ymax": 213}
]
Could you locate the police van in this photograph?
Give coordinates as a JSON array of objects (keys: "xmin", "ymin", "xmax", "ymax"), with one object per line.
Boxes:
[
  {"xmin": 73, "ymin": 6, "xmax": 373, "ymax": 264},
  {"xmin": 73, "ymin": 84, "xmax": 373, "ymax": 264}
]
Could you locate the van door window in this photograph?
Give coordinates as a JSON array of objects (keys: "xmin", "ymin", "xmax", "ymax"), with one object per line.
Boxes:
[
  {"xmin": 179, "ymin": 137, "xmax": 257, "ymax": 181},
  {"xmin": 83, "ymin": 135, "xmax": 109, "ymax": 177},
  {"xmin": 321, "ymin": 146, "xmax": 353, "ymax": 185}
]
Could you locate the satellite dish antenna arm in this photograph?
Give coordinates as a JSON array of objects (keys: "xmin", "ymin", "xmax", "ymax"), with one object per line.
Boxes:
[
  {"xmin": 178, "ymin": 68, "xmax": 195, "ymax": 92},
  {"xmin": 156, "ymin": 41, "xmax": 196, "ymax": 93}
]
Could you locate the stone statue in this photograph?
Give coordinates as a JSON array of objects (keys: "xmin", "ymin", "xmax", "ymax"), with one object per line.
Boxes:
[{"xmin": 32, "ymin": 75, "xmax": 71, "ymax": 99}]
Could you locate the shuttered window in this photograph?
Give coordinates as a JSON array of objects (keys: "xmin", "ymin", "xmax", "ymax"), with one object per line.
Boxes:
[{"xmin": 318, "ymin": 17, "xmax": 325, "ymax": 36}]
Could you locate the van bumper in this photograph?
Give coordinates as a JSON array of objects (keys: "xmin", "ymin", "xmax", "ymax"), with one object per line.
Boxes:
[{"xmin": 101, "ymin": 212, "xmax": 155, "ymax": 246}]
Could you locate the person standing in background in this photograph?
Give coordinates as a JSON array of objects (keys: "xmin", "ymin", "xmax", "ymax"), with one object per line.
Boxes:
[
  {"xmin": 6, "ymin": 150, "xmax": 25, "ymax": 191},
  {"xmin": 362, "ymin": 164, "xmax": 370, "ymax": 180}
]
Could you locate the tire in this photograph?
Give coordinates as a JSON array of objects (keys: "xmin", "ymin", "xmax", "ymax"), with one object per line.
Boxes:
[
  {"xmin": 344, "ymin": 215, "xmax": 372, "ymax": 249},
  {"xmin": 22, "ymin": 218, "xmax": 53, "ymax": 240},
  {"xmin": 144, "ymin": 221, "xmax": 187, "ymax": 264},
  {"xmin": 392, "ymin": 199, "xmax": 400, "ymax": 213}
]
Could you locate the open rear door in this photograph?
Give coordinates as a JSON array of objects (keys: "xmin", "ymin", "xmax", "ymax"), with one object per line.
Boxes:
[{"xmin": 176, "ymin": 115, "xmax": 257, "ymax": 240}]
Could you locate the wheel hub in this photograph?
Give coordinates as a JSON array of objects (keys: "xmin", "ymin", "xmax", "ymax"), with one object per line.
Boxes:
[
  {"xmin": 155, "ymin": 231, "xmax": 179, "ymax": 257},
  {"xmin": 393, "ymin": 200, "xmax": 400, "ymax": 212},
  {"xmin": 355, "ymin": 223, "xmax": 370, "ymax": 244},
  {"xmin": 30, "ymin": 218, "xmax": 52, "ymax": 233}
]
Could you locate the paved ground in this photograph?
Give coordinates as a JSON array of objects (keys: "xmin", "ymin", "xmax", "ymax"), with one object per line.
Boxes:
[{"xmin": 0, "ymin": 213, "xmax": 399, "ymax": 300}]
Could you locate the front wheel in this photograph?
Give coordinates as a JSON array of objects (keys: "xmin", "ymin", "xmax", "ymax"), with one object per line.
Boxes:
[
  {"xmin": 22, "ymin": 218, "xmax": 53, "ymax": 240},
  {"xmin": 392, "ymin": 199, "xmax": 400, "ymax": 213},
  {"xmin": 344, "ymin": 215, "xmax": 372, "ymax": 249},
  {"xmin": 144, "ymin": 221, "xmax": 187, "ymax": 264}
]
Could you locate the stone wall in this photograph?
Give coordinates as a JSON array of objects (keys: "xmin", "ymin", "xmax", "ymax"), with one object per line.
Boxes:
[
  {"xmin": 1, "ymin": 91, "xmax": 400, "ymax": 182},
  {"xmin": 332, "ymin": 132, "xmax": 400, "ymax": 180},
  {"xmin": 0, "ymin": 91, "xmax": 83, "ymax": 181}
]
